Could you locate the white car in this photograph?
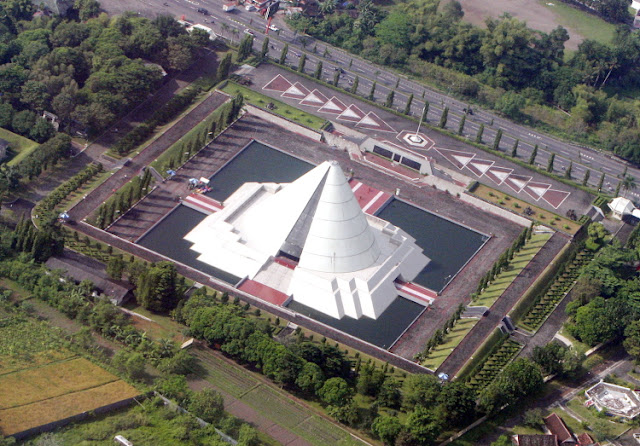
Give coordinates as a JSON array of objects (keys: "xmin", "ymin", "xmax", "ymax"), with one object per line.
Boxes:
[
  {"xmin": 269, "ymin": 25, "xmax": 279, "ymax": 31},
  {"xmin": 244, "ymin": 28, "xmax": 254, "ymax": 35}
]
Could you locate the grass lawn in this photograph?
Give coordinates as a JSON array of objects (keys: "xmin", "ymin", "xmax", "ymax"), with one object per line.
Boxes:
[
  {"xmin": 474, "ymin": 232, "xmax": 552, "ymax": 308},
  {"xmin": 0, "ymin": 128, "xmax": 39, "ymax": 167},
  {"xmin": 56, "ymin": 170, "xmax": 113, "ymax": 212},
  {"xmin": 539, "ymin": 0, "xmax": 617, "ymax": 46},
  {"xmin": 422, "ymin": 318, "xmax": 478, "ymax": 370},
  {"xmin": 565, "ymin": 397, "xmax": 629, "ymax": 438},
  {"xmin": 220, "ymin": 81, "xmax": 328, "ymax": 130},
  {"xmin": 472, "ymin": 184, "xmax": 581, "ymax": 235}
]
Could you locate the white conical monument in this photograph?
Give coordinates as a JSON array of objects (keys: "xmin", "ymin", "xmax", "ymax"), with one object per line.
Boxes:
[{"xmin": 185, "ymin": 160, "xmax": 429, "ymax": 319}]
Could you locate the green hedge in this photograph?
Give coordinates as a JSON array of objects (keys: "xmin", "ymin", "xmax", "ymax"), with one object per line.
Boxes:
[
  {"xmin": 34, "ymin": 163, "xmax": 103, "ymax": 217},
  {"xmin": 457, "ymin": 328, "xmax": 508, "ymax": 381}
]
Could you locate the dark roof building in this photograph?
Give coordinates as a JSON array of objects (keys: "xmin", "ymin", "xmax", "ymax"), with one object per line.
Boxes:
[
  {"xmin": 45, "ymin": 250, "xmax": 133, "ymax": 305},
  {"xmin": 512, "ymin": 434, "xmax": 558, "ymax": 446},
  {"xmin": 544, "ymin": 413, "xmax": 576, "ymax": 445}
]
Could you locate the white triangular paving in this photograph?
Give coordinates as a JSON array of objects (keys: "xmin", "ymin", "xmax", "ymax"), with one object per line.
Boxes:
[
  {"xmin": 529, "ymin": 186, "xmax": 549, "ymax": 197},
  {"xmin": 358, "ymin": 115, "xmax": 378, "ymax": 126},
  {"xmin": 469, "ymin": 162, "xmax": 492, "ymax": 175},
  {"xmin": 510, "ymin": 178, "xmax": 527, "ymax": 190},
  {"xmin": 453, "ymin": 155, "xmax": 474, "ymax": 167},
  {"xmin": 492, "ymin": 170, "xmax": 510, "ymax": 183},
  {"xmin": 284, "ymin": 85, "xmax": 303, "ymax": 96},
  {"xmin": 302, "ymin": 93, "xmax": 323, "ymax": 104},
  {"xmin": 339, "ymin": 107, "xmax": 361, "ymax": 119},
  {"xmin": 320, "ymin": 99, "xmax": 343, "ymax": 112}
]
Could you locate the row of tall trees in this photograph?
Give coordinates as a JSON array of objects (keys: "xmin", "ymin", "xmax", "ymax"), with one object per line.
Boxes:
[{"xmin": 288, "ymin": 0, "xmax": 640, "ymax": 163}]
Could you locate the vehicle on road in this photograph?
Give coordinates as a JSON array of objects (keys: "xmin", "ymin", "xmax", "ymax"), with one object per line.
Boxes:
[
  {"xmin": 222, "ymin": 3, "xmax": 235, "ymax": 12},
  {"xmin": 197, "ymin": 7, "xmax": 209, "ymax": 14},
  {"xmin": 244, "ymin": 28, "xmax": 254, "ymax": 35},
  {"xmin": 245, "ymin": 4, "xmax": 256, "ymax": 11},
  {"xmin": 269, "ymin": 25, "xmax": 279, "ymax": 31}
]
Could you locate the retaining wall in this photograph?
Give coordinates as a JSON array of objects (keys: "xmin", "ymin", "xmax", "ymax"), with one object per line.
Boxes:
[{"xmin": 244, "ymin": 104, "xmax": 322, "ymax": 141}]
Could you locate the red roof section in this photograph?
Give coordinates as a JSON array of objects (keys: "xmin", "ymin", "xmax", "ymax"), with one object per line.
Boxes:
[
  {"xmin": 544, "ymin": 413, "xmax": 573, "ymax": 444},
  {"xmin": 238, "ymin": 279, "xmax": 290, "ymax": 306},
  {"xmin": 577, "ymin": 433, "xmax": 595, "ymax": 446}
]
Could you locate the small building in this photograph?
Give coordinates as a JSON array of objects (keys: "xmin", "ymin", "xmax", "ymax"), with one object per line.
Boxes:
[
  {"xmin": 511, "ymin": 434, "xmax": 558, "ymax": 446},
  {"xmin": 576, "ymin": 433, "xmax": 598, "ymax": 446},
  {"xmin": 585, "ymin": 381, "xmax": 640, "ymax": 419},
  {"xmin": 610, "ymin": 196, "xmax": 636, "ymax": 220},
  {"xmin": 223, "ymin": 3, "xmax": 236, "ymax": 12},
  {"xmin": 0, "ymin": 138, "xmax": 9, "ymax": 161},
  {"xmin": 45, "ymin": 251, "xmax": 133, "ymax": 305},
  {"xmin": 544, "ymin": 413, "xmax": 576, "ymax": 445},
  {"xmin": 42, "ymin": 111, "xmax": 60, "ymax": 131}
]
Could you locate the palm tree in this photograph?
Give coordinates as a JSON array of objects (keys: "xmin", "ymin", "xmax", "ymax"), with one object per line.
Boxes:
[
  {"xmin": 622, "ymin": 175, "xmax": 637, "ymax": 198},
  {"xmin": 319, "ymin": 0, "xmax": 335, "ymax": 15}
]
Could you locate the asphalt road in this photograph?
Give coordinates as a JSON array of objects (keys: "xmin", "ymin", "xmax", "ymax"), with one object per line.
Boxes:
[{"xmin": 99, "ymin": 0, "xmax": 640, "ymax": 200}]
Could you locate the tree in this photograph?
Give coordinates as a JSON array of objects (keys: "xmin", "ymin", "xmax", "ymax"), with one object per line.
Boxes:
[
  {"xmin": 29, "ymin": 118, "xmax": 55, "ymax": 143},
  {"xmin": 572, "ymin": 297, "xmax": 630, "ymax": 345},
  {"xmin": 297, "ymin": 53, "xmax": 306, "ymax": 72},
  {"xmin": 547, "ymin": 153, "xmax": 555, "ymax": 172},
  {"xmin": 495, "ymin": 91, "xmax": 525, "ymax": 117},
  {"xmin": 475, "ymin": 124, "xmax": 484, "ymax": 143},
  {"xmin": 583, "ymin": 169, "xmax": 590, "ymax": 186},
  {"xmin": 375, "ymin": 12, "xmax": 411, "ymax": 50},
  {"xmin": 106, "ymin": 256, "xmax": 126, "ymax": 280},
  {"xmin": 402, "ymin": 374, "xmax": 441, "ymax": 410},
  {"xmin": 565, "ymin": 161, "xmax": 573, "ymax": 179},
  {"xmin": 406, "ymin": 406, "xmax": 442, "ymax": 445},
  {"xmin": 478, "ymin": 358, "xmax": 543, "ymax": 414},
  {"xmin": 624, "ymin": 320, "xmax": 640, "ymax": 359},
  {"xmin": 422, "ymin": 102, "xmax": 429, "ymax": 122},
  {"xmin": 238, "ymin": 424, "xmax": 259, "ymax": 446},
  {"xmin": 622, "ymin": 174, "xmax": 636, "ymax": 197},
  {"xmin": 11, "ymin": 110, "xmax": 36, "ymax": 136},
  {"xmin": 216, "ymin": 53, "xmax": 232, "ymax": 82},
  {"xmin": 74, "ymin": 0, "xmax": 100, "ymax": 20},
  {"xmin": 113, "ymin": 350, "xmax": 145, "ymax": 380},
  {"xmin": 237, "ymin": 35, "xmax": 253, "ymax": 62},
  {"xmin": 436, "ymin": 382, "xmax": 476, "ymax": 427},
  {"xmin": 404, "ymin": 93, "xmax": 413, "ymax": 115},
  {"xmin": 314, "ymin": 61, "xmax": 322, "ymax": 79},
  {"xmin": 511, "ymin": 139, "xmax": 519, "ymax": 157},
  {"xmin": 532, "ymin": 343, "xmax": 567, "ymax": 375},
  {"xmin": 333, "ymin": 69, "xmax": 340, "ymax": 86},
  {"xmin": 491, "ymin": 435, "xmax": 513, "ymax": 446},
  {"xmin": 189, "ymin": 389, "xmax": 225, "ymax": 424},
  {"xmin": 493, "ymin": 129, "xmax": 503, "ymax": 150},
  {"xmin": 529, "ymin": 145, "xmax": 538, "ymax": 165},
  {"xmin": 458, "ymin": 113, "xmax": 466, "ymax": 135},
  {"xmin": 351, "ymin": 76, "xmax": 359, "ymax": 94},
  {"xmin": 377, "ymin": 377, "xmax": 401, "ymax": 408},
  {"xmin": 597, "ymin": 172, "xmax": 606, "ymax": 191},
  {"xmin": 318, "ymin": 377, "xmax": 353, "ymax": 406},
  {"xmin": 368, "ymin": 82, "xmax": 376, "ymax": 101},
  {"xmin": 385, "ymin": 90, "xmax": 394, "ymax": 108},
  {"xmin": 371, "ymin": 415, "xmax": 403, "ymax": 445},
  {"xmin": 261, "ymin": 36, "xmax": 269, "ymax": 59},
  {"xmin": 279, "ymin": 44, "xmax": 288, "ymax": 64},
  {"xmin": 296, "ymin": 362, "xmax": 325, "ymax": 394},
  {"xmin": 439, "ymin": 106, "xmax": 449, "ymax": 128},
  {"xmin": 135, "ymin": 261, "xmax": 182, "ymax": 312}
]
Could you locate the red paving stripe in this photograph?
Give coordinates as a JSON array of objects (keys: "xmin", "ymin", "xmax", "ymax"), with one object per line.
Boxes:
[
  {"xmin": 274, "ymin": 257, "xmax": 296, "ymax": 270},
  {"xmin": 363, "ymin": 191, "xmax": 391, "ymax": 215},
  {"xmin": 542, "ymin": 189, "xmax": 570, "ymax": 209},
  {"xmin": 349, "ymin": 179, "xmax": 391, "ymax": 214},
  {"xmin": 523, "ymin": 182, "xmax": 551, "ymax": 201},
  {"xmin": 356, "ymin": 111, "xmax": 396, "ymax": 133},
  {"xmin": 484, "ymin": 166, "xmax": 513, "ymax": 185},
  {"xmin": 281, "ymin": 82, "xmax": 310, "ymax": 99},
  {"xmin": 394, "ymin": 280, "xmax": 436, "ymax": 304},
  {"xmin": 318, "ymin": 97, "xmax": 347, "ymax": 114},
  {"xmin": 503, "ymin": 174, "xmax": 532, "ymax": 193},
  {"xmin": 337, "ymin": 104, "xmax": 366, "ymax": 122},
  {"xmin": 263, "ymin": 74, "xmax": 293, "ymax": 92},
  {"xmin": 434, "ymin": 148, "xmax": 476, "ymax": 170},
  {"xmin": 184, "ymin": 193, "xmax": 223, "ymax": 213},
  {"xmin": 466, "ymin": 159, "xmax": 494, "ymax": 177},
  {"xmin": 238, "ymin": 280, "xmax": 290, "ymax": 306},
  {"xmin": 299, "ymin": 89, "xmax": 329, "ymax": 107}
]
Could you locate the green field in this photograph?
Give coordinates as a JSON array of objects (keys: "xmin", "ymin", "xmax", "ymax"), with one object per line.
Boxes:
[
  {"xmin": 539, "ymin": 0, "xmax": 618, "ymax": 47},
  {"xmin": 0, "ymin": 128, "xmax": 39, "ymax": 167},
  {"xmin": 422, "ymin": 318, "xmax": 477, "ymax": 371},
  {"xmin": 473, "ymin": 232, "xmax": 552, "ymax": 308},
  {"xmin": 193, "ymin": 349, "xmax": 365, "ymax": 446},
  {"xmin": 221, "ymin": 82, "xmax": 328, "ymax": 130},
  {"xmin": 0, "ymin": 316, "xmax": 139, "ymax": 437}
]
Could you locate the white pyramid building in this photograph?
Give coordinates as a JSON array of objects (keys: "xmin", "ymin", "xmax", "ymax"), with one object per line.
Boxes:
[{"xmin": 185, "ymin": 161, "xmax": 429, "ymax": 319}]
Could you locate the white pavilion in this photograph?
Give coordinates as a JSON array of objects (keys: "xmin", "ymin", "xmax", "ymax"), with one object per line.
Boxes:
[{"xmin": 184, "ymin": 160, "xmax": 429, "ymax": 319}]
